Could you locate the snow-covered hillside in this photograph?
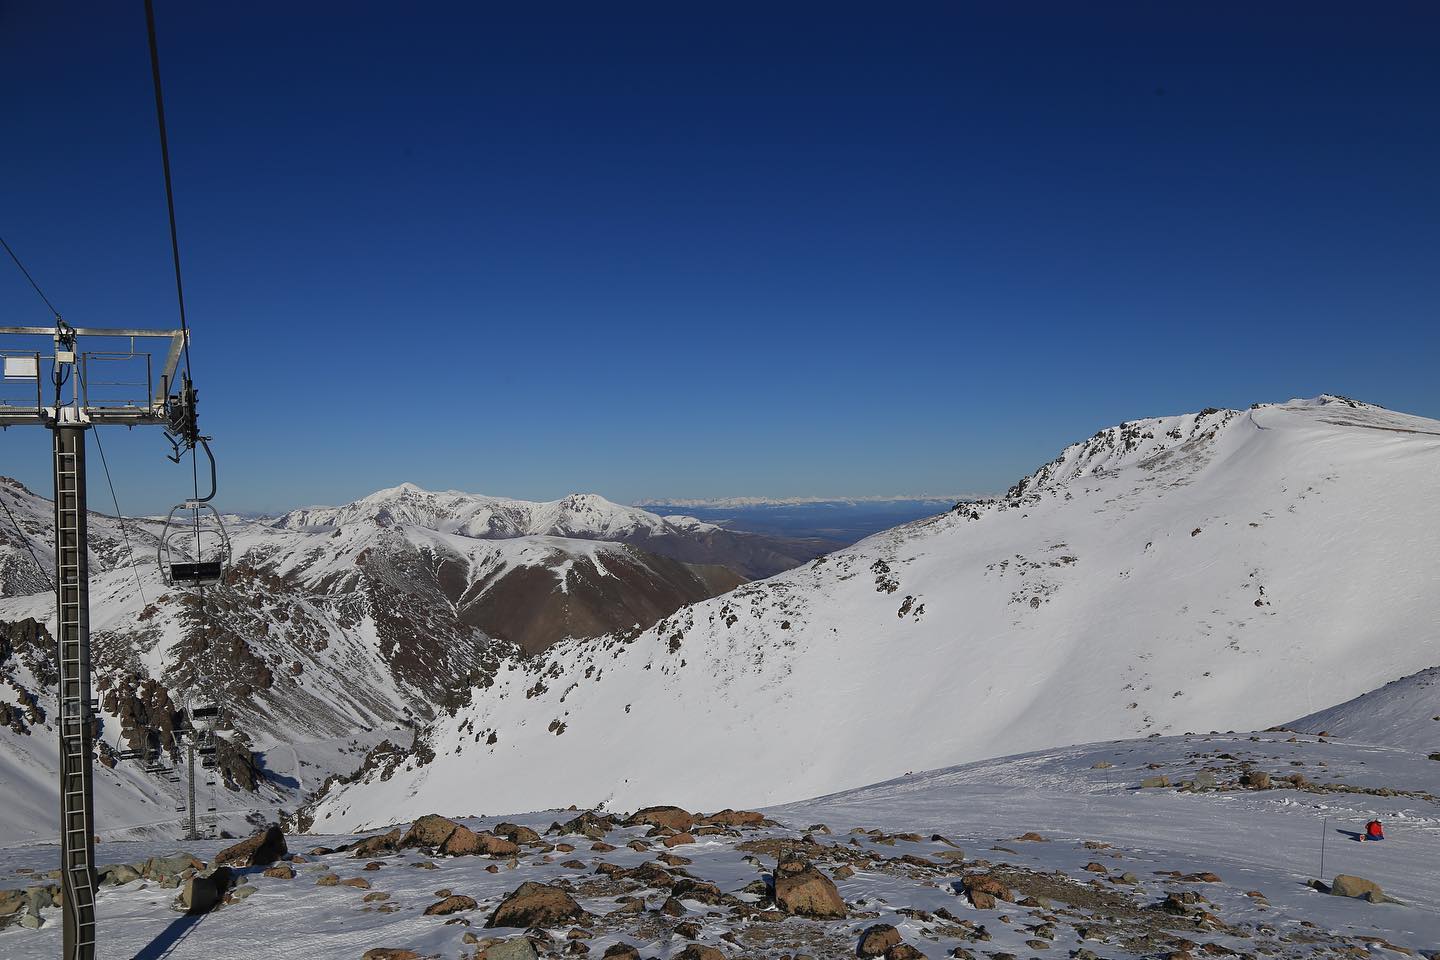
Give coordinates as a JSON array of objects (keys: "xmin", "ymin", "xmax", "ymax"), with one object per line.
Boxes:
[
  {"xmin": 309, "ymin": 396, "xmax": 1440, "ymax": 828},
  {"xmin": 0, "ymin": 483, "xmax": 813, "ymax": 842},
  {"xmin": 1290, "ymin": 664, "xmax": 1440, "ymax": 753}
]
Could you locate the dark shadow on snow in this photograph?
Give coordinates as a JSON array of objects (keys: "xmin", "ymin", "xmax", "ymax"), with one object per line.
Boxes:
[
  {"xmin": 254, "ymin": 751, "xmax": 300, "ymax": 791},
  {"xmin": 131, "ymin": 912, "xmax": 204, "ymax": 960},
  {"xmin": 1336, "ymin": 829, "xmax": 1366, "ymax": 842}
]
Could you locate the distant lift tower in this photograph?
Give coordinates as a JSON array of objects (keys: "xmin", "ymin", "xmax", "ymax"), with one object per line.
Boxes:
[{"xmin": 0, "ymin": 322, "xmax": 191, "ymax": 960}]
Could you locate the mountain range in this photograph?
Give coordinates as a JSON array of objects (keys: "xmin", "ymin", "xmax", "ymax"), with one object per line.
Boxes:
[{"xmin": 303, "ymin": 396, "xmax": 1440, "ymax": 829}]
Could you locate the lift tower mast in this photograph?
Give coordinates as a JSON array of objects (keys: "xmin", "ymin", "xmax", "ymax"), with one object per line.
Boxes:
[{"xmin": 1, "ymin": 322, "xmax": 190, "ymax": 960}]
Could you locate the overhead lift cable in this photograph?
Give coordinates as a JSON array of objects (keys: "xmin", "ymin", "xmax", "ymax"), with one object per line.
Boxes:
[
  {"xmin": 0, "ymin": 234, "xmax": 59, "ymax": 591},
  {"xmin": 0, "ymin": 234, "xmax": 62, "ymax": 320}
]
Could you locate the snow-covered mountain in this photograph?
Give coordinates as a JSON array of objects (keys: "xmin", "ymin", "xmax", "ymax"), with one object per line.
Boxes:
[
  {"xmin": 307, "ymin": 396, "xmax": 1440, "ymax": 829},
  {"xmin": 0, "ymin": 483, "xmax": 823, "ymax": 840},
  {"xmin": 274, "ymin": 485, "xmax": 824, "ymax": 581}
]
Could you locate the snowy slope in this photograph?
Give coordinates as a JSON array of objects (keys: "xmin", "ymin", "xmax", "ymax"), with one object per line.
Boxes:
[
  {"xmin": 310, "ymin": 396, "xmax": 1440, "ymax": 828},
  {"xmin": 1290, "ymin": 664, "xmax": 1440, "ymax": 753},
  {"xmin": 7, "ymin": 727, "xmax": 1438, "ymax": 959}
]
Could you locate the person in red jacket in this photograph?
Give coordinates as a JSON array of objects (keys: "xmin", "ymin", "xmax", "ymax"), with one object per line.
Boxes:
[{"xmin": 1364, "ymin": 819, "xmax": 1385, "ymax": 841}]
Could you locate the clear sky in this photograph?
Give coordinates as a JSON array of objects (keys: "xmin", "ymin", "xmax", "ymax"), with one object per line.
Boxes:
[{"xmin": 1, "ymin": 2, "xmax": 1437, "ymax": 515}]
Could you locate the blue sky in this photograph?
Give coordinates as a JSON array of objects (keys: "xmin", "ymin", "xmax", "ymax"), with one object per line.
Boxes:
[{"xmin": 1, "ymin": 2, "xmax": 1437, "ymax": 514}]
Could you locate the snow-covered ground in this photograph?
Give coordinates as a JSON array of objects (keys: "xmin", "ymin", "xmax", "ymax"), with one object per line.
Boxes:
[
  {"xmin": 312, "ymin": 397, "xmax": 1440, "ymax": 826},
  {"xmin": 3, "ymin": 727, "xmax": 1437, "ymax": 958}
]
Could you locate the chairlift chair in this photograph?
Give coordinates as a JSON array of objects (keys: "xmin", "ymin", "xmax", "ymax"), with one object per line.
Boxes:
[{"xmin": 158, "ymin": 500, "xmax": 231, "ymax": 589}]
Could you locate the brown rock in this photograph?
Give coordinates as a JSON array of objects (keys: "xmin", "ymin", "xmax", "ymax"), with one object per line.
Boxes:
[
  {"xmin": 425, "ymin": 894, "xmax": 478, "ymax": 915},
  {"xmin": 486, "ymin": 881, "xmax": 587, "ymax": 929},
  {"xmin": 625, "ymin": 805, "xmax": 695, "ymax": 832},
  {"xmin": 833, "ymin": 865, "xmax": 855, "ymax": 880},
  {"xmin": 341, "ymin": 877, "xmax": 372, "ymax": 889},
  {"xmin": 602, "ymin": 945, "xmax": 641, "ymax": 960},
  {"xmin": 774, "ymin": 856, "xmax": 847, "ymax": 919},
  {"xmin": 662, "ymin": 832, "xmax": 695, "ymax": 848},
  {"xmin": 495, "ymin": 822, "xmax": 543, "ymax": 845},
  {"xmin": 858, "ymin": 923, "xmax": 903, "ymax": 957},
  {"xmin": 262, "ymin": 863, "xmax": 295, "ymax": 880},
  {"xmin": 1015, "ymin": 832, "xmax": 1048, "ymax": 842},
  {"xmin": 351, "ymin": 829, "xmax": 403, "ymax": 858},
  {"xmin": 402, "ymin": 814, "xmax": 462, "ymax": 848},
  {"xmin": 886, "ymin": 946, "xmax": 924, "ymax": 960},
  {"xmin": 674, "ymin": 947, "xmax": 724, "ymax": 960},
  {"xmin": 362, "ymin": 951, "xmax": 421, "ymax": 960},
  {"xmin": 961, "ymin": 873, "xmax": 1011, "ymax": 906},
  {"xmin": 213, "ymin": 824, "xmax": 287, "ymax": 867},
  {"xmin": 699, "ymin": 809, "xmax": 765, "ymax": 827},
  {"xmin": 316, "ymin": 873, "xmax": 340, "ymax": 886}
]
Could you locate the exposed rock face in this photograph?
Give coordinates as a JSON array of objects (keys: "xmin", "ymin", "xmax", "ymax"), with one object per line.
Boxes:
[
  {"xmin": 773, "ymin": 855, "xmax": 847, "ymax": 919},
  {"xmin": 485, "ymin": 881, "xmax": 587, "ymax": 928},
  {"xmin": 213, "ymin": 824, "xmax": 287, "ymax": 867}
]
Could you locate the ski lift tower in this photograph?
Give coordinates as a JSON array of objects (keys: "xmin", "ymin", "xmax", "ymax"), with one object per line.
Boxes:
[{"xmin": 0, "ymin": 322, "xmax": 191, "ymax": 960}]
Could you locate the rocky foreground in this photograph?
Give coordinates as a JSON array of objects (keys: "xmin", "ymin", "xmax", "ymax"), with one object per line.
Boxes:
[{"xmin": 2, "ymin": 795, "xmax": 1431, "ymax": 960}]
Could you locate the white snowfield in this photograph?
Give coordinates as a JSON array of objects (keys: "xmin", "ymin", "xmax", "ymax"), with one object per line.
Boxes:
[
  {"xmin": 3, "ymin": 729, "xmax": 1438, "ymax": 959},
  {"xmin": 311, "ymin": 396, "xmax": 1440, "ymax": 828}
]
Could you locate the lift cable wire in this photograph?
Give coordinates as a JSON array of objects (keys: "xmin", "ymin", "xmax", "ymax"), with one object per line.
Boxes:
[
  {"xmin": 0, "ymin": 233, "xmax": 62, "ymax": 320},
  {"xmin": 142, "ymin": 0, "xmax": 194, "ymax": 384},
  {"xmin": 80, "ymin": 369, "xmax": 150, "ymax": 609},
  {"xmin": 0, "ymin": 234, "xmax": 60, "ymax": 590},
  {"xmin": 143, "ymin": 0, "xmax": 209, "ymax": 588},
  {"xmin": 1, "ymin": 491, "xmax": 54, "ymax": 592}
]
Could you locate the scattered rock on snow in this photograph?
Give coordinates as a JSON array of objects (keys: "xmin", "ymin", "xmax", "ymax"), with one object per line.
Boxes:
[
  {"xmin": 773, "ymin": 855, "xmax": 847, "ymax": 918},
  {"xmin": 486, "ymin": 881, "xmax": 587, "ymax": 928},
  {"xmin": 858, "ymin": 923, "xmax": 903, "ymax": 956},
  {"xmin": 1330, "ymin": 874, "xmax": 1387, "ymax": 902},
  {"xmin": 424, "ymin": 894, "xmax": 478, "ymax": 915},
  {"xmin": 213, "ymin": 823, "xmax": 287, "ymax": 867}
]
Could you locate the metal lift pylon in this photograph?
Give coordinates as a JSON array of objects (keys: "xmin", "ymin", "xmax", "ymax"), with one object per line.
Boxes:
[{"xmin": 1, "ymin": 321, "xmax": 193, "ymax": 960}]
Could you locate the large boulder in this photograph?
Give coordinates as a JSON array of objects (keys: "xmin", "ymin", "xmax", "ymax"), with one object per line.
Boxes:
[
  {"xmin": 858, "ymin": 924, "xmax": 903, "ymax": 957},
  {"xmin": 625, "ymin": 806, "xmax": 694, "ymax": 832},
  {"xmin": 485, "ymin": 881, "xmax": 587, "ymax": 928},
  {"xmin": 401, "ymin": 814, "xmax": 461, "ymax": 848},
  {"xmin": 674, "ymin": 947, "xmax": 724, "ymax": 960},
  {"xmin": 482, "ymin": 939, "xmax": 540, "ymax": 960},
  {"xmin": 179, "ymin": 867, "xmax": 232, "ymax": 915},
  {"xmin": 774, "ymin": 856, "xmax": 847, "ymax": 919},
  {"xmin": 1331, "ymin": 874, "xmax": 1386, "ymax": 902},
  {"xmin": 141, "ymin": 853, "xmax": 204, "ymax": 882},
  {"xmin": 351, "ymin": 828, "xmax": 403, "ymax": 858},
  {"xmin": 424, "ymin": 894, "xmax": 477, "ymax": 916},
  {"xmin": 699, "ymin": 809, "xmax": 765, "ymax": 827},
  {"xmin": 495, "ymin": 823, "xmax": 542, "ymax": 845},
  {"xmin": 440, "ymin": 826, "xmax": 518, "ymax": 858},
  {"xmin": 214, "ymin": 824, "xmax": 287, "ymax": 868},
  {"xmin": 98, "ymin": 864, "xmax": 141, "ymax": 887}
]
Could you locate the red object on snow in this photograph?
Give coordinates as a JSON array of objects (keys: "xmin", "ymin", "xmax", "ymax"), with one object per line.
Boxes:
[{"xmin": 1366, "ymin": 820, "xmax": 1385, "ymax": 840}]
